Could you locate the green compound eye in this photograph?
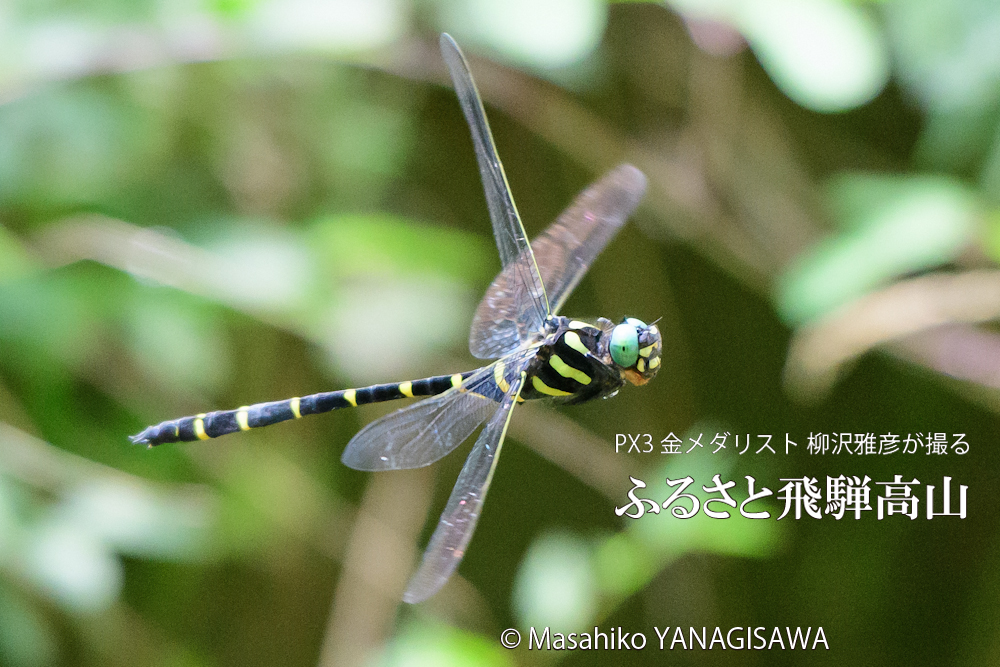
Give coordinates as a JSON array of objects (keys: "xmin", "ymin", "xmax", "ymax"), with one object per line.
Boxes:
[{"xmin": 610, "ymin": 323, "xmax": 640, "ymax": 368}]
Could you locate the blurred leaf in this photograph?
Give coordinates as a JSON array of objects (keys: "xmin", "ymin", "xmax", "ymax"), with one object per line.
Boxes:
[
  {"xmin": 977, "ymin": 122, "xmax": 1000, "ymax": 200},
  {"xmin": 379, "ymin": 621, "xmax": 514, "ymax": 667},
  {"xmin": 631, "ymin": 500, "xmax": 783, "ymax": 556},
  {"xmin": 593, "ymin": 531, "xmax": 655, "ymax": 597},
  {"xmin": 737, "ymin": 0, "xmax": 889, "ymax": 111},
  {"xmin": 441, "ymin": 0, "xmax": 608, "ymax": 69},
  {"xmin": 126, "ymin": 295, "xmax": 231, "ymax": 397},
  {"xmin": 0, "ymin": 586, "xmax": 57, "ymax": 667},
  {"xmin": 513, "ymin": 531, "xmax": 597, "ymax": 631},
  {"xmin": 209, "ymin": 0, "xmax": 259, "ymax": 19},
  {"xmin": 15, "ymin": 0, "xmax": 161, "ymax": 23},
  {"xmin": 885, "ymin": 0, "xmax": 1000, "ymax": 178},
  {"xmin": 248, "ymin": 0, "xmax": 406, "ymax": 52},
  {"xmin": 320, "ymin": 94, "xmax": 416, "ymax": 179},
  {"xmin": 309, "ymin": 214, "xmax": 493, "ymax": 284},
  {"xmin": 200, "ymin": 223, "xmax": 316, "ymax": 316},
  {"xmin": 983, "ymin": 209, "xmax": 1000, "ymax": 259},
  {"xmin": 0, "ymin": 476, "xmax": 26, "ymax": 564},
  {"xmin": 308, "ymin": 214, "xmax": 491, "ymax": 379},
  {"xmin": 915, "ymin": 106, "xmax": 1000, "ymax": 175},
  {"xmin": 0, "ymin": 226, "xmax": 40, "ymax": 284},
  {"xmin": 317, "ymin": 275, "xmax": 475, "ymax": 382},
  {"xmin": 670, "ymin": 0, "xmax": 889, "ymax": 111},
  {"xmin": 23, "ymin": 515, "xmax": 122, "ymax": 613},
  {"xmin": 779, "ymin": 173, "xmax": 980, "ymax": 323},
  {"xmin": 59, "ymin": 479, "xmax": 214, "ymax": 561},
  {"xmin": 884, "ymin": 0, "xmax": 1000, "ymax": 114},
  {"xmin": 0, "ymin": 272, "xmax": 103, "ymax": 370},
  {"xmin": 630, "ymin": 447, "xmax": 783, "ymax": 558},
  {"xmin": 0, "ymin": 85, "xmax": 164, "ymax": 210},
  {"xmin": 218, "ymin": 446, "xmax": 333, "ymax": 554}
]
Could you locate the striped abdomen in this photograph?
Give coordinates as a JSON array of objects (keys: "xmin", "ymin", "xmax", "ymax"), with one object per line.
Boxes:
[{"xmin": 130, "ymin": 371, "xmax": 474, "ymax": 447}]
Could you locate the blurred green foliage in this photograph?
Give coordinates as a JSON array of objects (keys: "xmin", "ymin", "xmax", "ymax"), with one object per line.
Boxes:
[{"xmin": 0, "ymin": 0, "xmax": 999, "ymax": 666}]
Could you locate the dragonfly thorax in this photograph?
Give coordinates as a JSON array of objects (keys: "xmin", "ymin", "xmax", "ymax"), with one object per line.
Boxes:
[{"xmin": 518, "ymin": 316, "xmax": 661, "ymax": 404}]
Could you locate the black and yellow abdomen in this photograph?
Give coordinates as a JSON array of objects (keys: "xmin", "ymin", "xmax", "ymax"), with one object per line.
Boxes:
[{"xmin": 130, "ymin": 371, "xmax": 474, "ymax": 447}]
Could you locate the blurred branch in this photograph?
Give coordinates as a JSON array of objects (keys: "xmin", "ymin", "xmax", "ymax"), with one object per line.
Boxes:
[
  {"xmin": 34, "ymin": 214, "xmax": 277, "ymax": 314},
  {"xmin": 35, "ymin": 214, "xmax": 224, "ymax": 293},
  {"xmin": 318, "ymin": 468, "xmax": 433, "ymax": 667},
  {"xmin": 687, "ymin": 49, "xmax": 823, "ymax": 267},
  {"xmin": 784, "ymin": 270, "xmax": 1000, "ymax": 399},
  {"xmin": 31, "ymin": 213, "xmax": 319, "ymax": 355},
  {"xmin": 509, "ymin": 403, "xmax": 633, "ymax": 502},
  {"xmin": 891, "ymin": 324, "xmax": 1000, "ymax": 412},
  {"xmin": 0, "ymin": 21, "xmax": 227, "ymax": 105},
  {"xmin": 77, "ymin": 602, "xmax": 172, "ymax": 667},
  {"xmin": 0, "ymin": 420, "xmax": 203, "ymax": 497}
]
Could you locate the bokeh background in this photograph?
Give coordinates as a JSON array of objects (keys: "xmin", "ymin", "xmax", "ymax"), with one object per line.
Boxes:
[{"xmin": 0, "ymin": 0, "xmax": 997, "ymax": 664}]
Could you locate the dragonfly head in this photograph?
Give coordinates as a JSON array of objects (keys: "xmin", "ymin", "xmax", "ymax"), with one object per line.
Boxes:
[{"xmin": 608, "ymin": 317, "xmax": 662, "ymax": 386}]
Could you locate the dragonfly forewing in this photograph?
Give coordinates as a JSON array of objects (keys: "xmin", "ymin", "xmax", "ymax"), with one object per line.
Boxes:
[
  {"xmin": 468, "ymin": 164, "xmax": 648, "ymax": 356},
  {"xmin": 439, "ymin": 34, "xmax": 550, "ymax": 359}
]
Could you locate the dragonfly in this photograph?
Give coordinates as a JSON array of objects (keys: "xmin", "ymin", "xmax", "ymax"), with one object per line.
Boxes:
[{"xmin": 131, "ymin": 33, "xmax": 661, "ymax": 604}]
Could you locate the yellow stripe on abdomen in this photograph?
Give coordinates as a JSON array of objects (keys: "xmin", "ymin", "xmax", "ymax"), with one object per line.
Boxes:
[
  {"xmin": 344, "ymin": 389, "xmax": 357, "ymax": 407},
  {"xmin": 194, "ymin": 414, "xmax": 210, "ymax": 440},
  {"xmin": 236, "ymin": 407, "xmax": 250, "ymax": 431},
  {"xmin": 399, "ymin": 381, "xmax": 414, "ymax": 398}
]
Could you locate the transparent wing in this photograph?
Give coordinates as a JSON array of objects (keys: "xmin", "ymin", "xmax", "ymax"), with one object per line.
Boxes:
[
  {"xmin": 341, "ymin": 364, "xmax": 499, "ymax": 471},
  {"xmin": 468, "ymin": 165, "xmax": 647, "ymax": 354},
  {"xmin": 440, "ymin": 33, "xmax": 549, "ymax": 359},
  {"xmin": 530, "ymin": 164, "xmax": 647, "ymax": 315},
  {"xmin": 340, "ymin": 348, "xmax": 536, "ymax": 471},
  {"xmin": 402, "ymin": 370, "xmax": 525, "ymax": 603}
]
